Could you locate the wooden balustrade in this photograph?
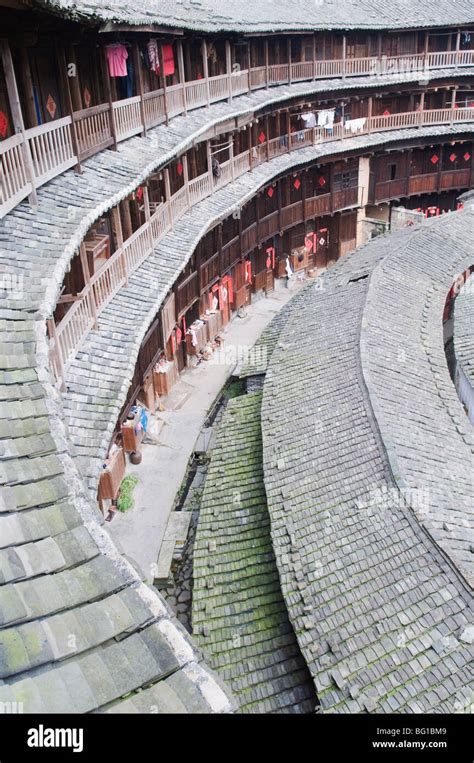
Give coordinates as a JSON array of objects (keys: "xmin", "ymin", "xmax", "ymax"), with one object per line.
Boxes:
[
  {"xmin": 113, "ymin": 96, "xmax": 143, "ymax": 141},
  {"xmin": 2, "ymin": 46, "xmax": 474, "ymax": 219},
  {"xmin": 0, "ymin": 133, "xmax": 31, "ymax": 216},
  {"xmin": 74, "ymin": 104, "xmax": 114, "ymax": 160},
  {"xmin": 26, "ymin": 117, "xmax": 76, "ymax": 186}
]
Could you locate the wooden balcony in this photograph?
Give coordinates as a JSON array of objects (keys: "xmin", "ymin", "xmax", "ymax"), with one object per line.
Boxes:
[
  {"xmin": 374, "ymin": 169, "xmax": 472, "ymax": 202},
  {"xmin": 48, "ymin": 106, "xmax": 472, "ymax": 386},
  {"xmin": 2, "ymin": 47, "xmax": 474, "ymax": 219}
]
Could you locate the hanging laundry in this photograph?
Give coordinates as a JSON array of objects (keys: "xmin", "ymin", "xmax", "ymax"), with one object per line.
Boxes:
[
  {"xmin": 147, "ymin": 40, "xmax": 160, "ymax": 74},
  {"xmin": 345, "ymin": 117, "xmax": 366, "ymax": 133},
  {"xmin": 301, "ymin": 111, "xmax": 317, "ymax": 128},
  {"xmin": 317, "ymin": 109, "xmax": 335, "ymax": 129},
  {"xmin": 285, "ymin": 257, "xmax": 293, "ymax": 278},
  {"xmin": 163, "ymin": 44, "xmax": 175, "ymax": 76},
  {"xmin": 212, "ymin": 156, "xmax": 221, "ymax": 178},
  {"xmin": 106, "ymin": 44, "xmax": 129, "ymax": 77}
]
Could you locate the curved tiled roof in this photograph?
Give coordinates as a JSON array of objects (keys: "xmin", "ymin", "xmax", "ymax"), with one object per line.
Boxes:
[
  {"xmin": 192, "ymin": 391, "xmax": 316, "ymax": 713},
  {"xmin": 36, "ymin": 0, "xmax": 474, "ymax": 33},
  {"xmin": 454, "ymin": 275, "xmax": 474, "ymax": 396},
  {"xmin": 260, "ymin": 209, "xmax": 473, "ymax": 713},
  {"xmin": 59, "ymin": 123, "xmax": 474, "ymax": 501}
]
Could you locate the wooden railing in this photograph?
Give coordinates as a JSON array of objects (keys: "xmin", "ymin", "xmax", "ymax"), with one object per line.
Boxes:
[
  {"xmin": 50, "ymin": 103, "xmax": 474, "ymax": 386},
  {"xmin": 374, "ymin": 167, "xmax": 472, "ymax": 202},
  {"xmin": 2, "ymin": 47, "xmax": 474, "ymax": 218}
]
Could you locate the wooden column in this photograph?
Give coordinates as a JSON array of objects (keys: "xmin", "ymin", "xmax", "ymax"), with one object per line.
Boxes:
[
  {"xmin": 287, "ymin": 37, "xmax": 292, "ymax": 84},
  {"xmin": 182, "ymin": 153, "xmax": 190, "ymax": 206},
  {"xmin": 18, "ymin": 47, "xmax": 37, "ymax": 128},
  {"xmin": 133, "ymin": 42, "xmax": 147, "ymax": 136},
  {"xmin": 67, "ymin": 44, "xmax": 82, "ymax": 111},
  {"xmin": 265, "ymin": 115, "xmax": 270, "ymax": 161},
  {"xmin": 202, "ymin": 39, "xmax": 210, "ymax": 105},
  {"xmin": 286, "ymin": 110, "xmax": 291, "ymax": 154},
  {"xmin": 450, "ymin": 87, "xmax": 457, "ymax": 125},
  {"xmin": 302, "ymin": 171, "xmax": 307, "ymax": 223},
  {"xmin": 229, "ymin": 137, "xmax": 235, "ymax": 180},
  {"xmin": 342, "ymin": 34, "xmax": 347, "ymax": 79},
  {"xmin": 101, "ymin": 46, "xmax": 118, "ymax": 149},
  {"xmin": 418, "ymin": 90, "xmax": 425, "ymax": 126},
  {"xmin": 313, "ymin": 33, "xmax": 317, "ymax": 79},
  {"xmin": 367, "ymin": 96, "xmax": 373, "ymax": 133},
  {"xmin": 246, "ymin": 42, "xmax": 252, "ymax": 94},
  {"xmin": 455, "ymin": 29, "xmax": 461, "ymax": 67},
  {"xmin": 111, "ymin": 205, "xmax": 124, "ymax": 249},
  {"xmin": 142, "ymin": 185, "xmax": 151, "ymax": 223},
  {"xmin": 158, "ymin": 43, "xmax": 169, "ymax": 124},
  {"xmin": 436, "ymin": 144, "xmax": 443, "ymax": 192},
  {"xmin": 226, "ymin": 40, "xmax": 232, "ymax": 103},
  {"xmin": 120, "ymin": 198, "xmax": 133, "ymax": 242},
  {"xmin": 206, "ymin": 139, "xmax": 213, "ymax": 187},
  {"xmin": 330, "ymin": 162, "xmax": 335, "ymax": 213},
  {"xmin": 164, "ymin": 167, "xmax": 173, "ymax": 227},
  {"xmin": 0, "ymin": 39, "xmax": 37, "ymax": 206},
  {"xmin": 47, "ymin": 318, "xmax": 65, "ymax": 390},
  {"xmin": 57, "ymin": 43, "xmax": 82, "ymax": 171},
  {"xmin": 423, "ymin": 31, "xmax": 429, "ymax": 61},
  {"xmin": 79, "ymin": 243, "xmax": 98, "ymax": 329},
  {"xmin": 406, "ymin": 148, "xmax": 413, "ymax": 196},
  {"xmin": 264, "ymin": 39, "xmax": 269, "ymax": 87},
  {"xmin": 177, "ymin": 40, "xmax": 187, "ymax": 114},
  {"xmin": 248, "ymin": 123, "xmax": 253, "ymax": 169},
  {"xmin": 277, "ymin": 177, "xmax": 283, "ymax": 234}
]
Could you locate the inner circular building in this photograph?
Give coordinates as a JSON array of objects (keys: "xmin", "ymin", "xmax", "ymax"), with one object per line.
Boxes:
[{"xmin": 0, "ymin": 0, "xmax": 473, "ymax": 718}]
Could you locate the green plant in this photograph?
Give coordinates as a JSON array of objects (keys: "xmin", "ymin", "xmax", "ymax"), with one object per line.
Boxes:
[{"xmin": 117, "ymin": 475, "xmax": 139, "ymax": 513}]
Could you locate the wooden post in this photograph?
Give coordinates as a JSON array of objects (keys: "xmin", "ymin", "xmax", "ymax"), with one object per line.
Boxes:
[
  {"xmin": 330, "ymin": 162, "xmax": 335, "ymax": 213},
  {"xmin": 302, "ymin": 171, "xmax": 307, "ymax": 223},
  {"xmin": 101, "ymin": 46, "xmax": 118, "ymax": 150},
  {"xmin": 111, "ymin": 205, "xmax": 124, "ymax": 249},
  {"xmin": 47, "ymin": 318, "xmax": 66, "ymax": 390},
  {"xmin": 423, "ymin": 30, "xmax": 429, "ymax": 68},
  {"xmin": 246, "ymin": 42, "xmax": 252, "ymax": 94},
  {"xmin": 313, "ymin": 33, "xmax": 317, "ymax": 79},
  {"xmin": 18, "ymin": 47, "xmax": 37, "ymax": 128},
  {"xmin": 437, "ymin": 144, "xmax": 443, "ymax": 192},
  {"xmin": 287, "ymin": 37, "xmax": 292, "ymax": 84},
  {"xmin": 202, "ymin": 39, "xmax": 210, "ymax": 106},
  {"xmin": 455, "ymin": 30, "xmax": 461, "ymax": 68},
  {"xmin": 0, "ymin": 39, "xmax": 37, "ymax": 206},
  {"xmin": 226, "ymin": 40, "xmax": 232, "ymax": 104},
  {"xmin": 286, "ymin": 110, "xmax": 291, "ymax": 154},
  {"xmin": 229, "ymin": 138, "xmax": 235, "ymax": 181},
  {"xmin": 67, "ymin": 44, "xmax": 82, "ymax": 111},
  {"xmin": 265, "ymin": 115, "xmax": 270, "ymax": 161},
  {"xmin": 57, "ymin": 43, "xmax": 82, "ymax": 171},
  {"xmin": 450, "ymin": 87, "xmax": 457, "ymax": 125},
  {"xmin": 158, "ymin": 43, "xmax": 169, "ymax": 124},
  {"xmin": 264, "ymin": 38, "xmax": 269, "ymax": 87},
  {"xmin": 418, "ymin": 90, "xmax": 425, "ymax": 126},
  {"xmin": 120, "ymin": 198, "xmax": 133, "ymax": 241},
  {"xmin": 177, "ymin": 40, "xmax": 187, "ymax": 115},
  {"xmin": 206, "ymin": 139, "xmax": 213, "ymax": 187},
  {"xmin": 164, "ymin": 167, "xmax": 173, "ymax": 227},
  {"xmin": 367, "ymin": 96, "xmax": 373, "ymax": 133},
  {"xmin": 142, "ymin": 185, "xmax": 151, "ymax": 222},
  {"xmin": 342, "ymin": 34, "xmax": 347, "ymax": 79},
  {"xmin": 406, "ymin": 148, "xmax": 412, "ymax": 196},
  {"xmin": 248, "ymin": 123, "xmax": 253, "ymax": 170},
  {"xmin": 182, "ymin": 154, "xmax": 190, "ymax": 207},
  {"xmin": 133, "ymin": 42, "xmax": 147, "ymax": 136},
  {"xmin": 79, "ymin": 243, "xmax": 98, "ymax": 329}
]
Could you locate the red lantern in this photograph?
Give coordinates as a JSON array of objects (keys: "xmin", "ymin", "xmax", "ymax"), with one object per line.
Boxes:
[
  {"xmin": 464, "ymin": 152, "xmax": 471, "ymax": 162},
  {"xmin": 430, "ymin": 154, "xmax": 439, "ymax": 165},
  {"xmin": 293, "ymin": 178, "xmax": 301, "ymax": 190},
  {"xmin": 177, "ymin": 162, "xmax": 183, "ymax": 176},
  {"xmin": 318, "ymin": 176, "xmax": 326, "ymax": 187},
  {"xmin": 449, "ymin": 153, "xmax": 457, "ymax": 163},
  {"xmin": 258, "ymin": 131, "xmax": 266, "ymax": 144},
  {"xmin": 267, "ymin": 186, "xmax": 274, "ymax": 198}
]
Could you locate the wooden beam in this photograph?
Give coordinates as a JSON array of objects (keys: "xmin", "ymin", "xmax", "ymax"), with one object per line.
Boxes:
[
  {"xmin": 177, "ymin": 40, "xmax": 187, "ymax": 114},
  {"xmin": 226, "ymin": 39, "xmax": 232, "ymax": 104},
  {"xmin": 57, "ymin": 43, "xmax": 82, "ymax": 172},
  {"xmin": 133, "ymin": 42, "xmax": 147, "ymax": 136},
  {"xmin": 158, "ymin": 42, "xmax": 169, "ymax": 125},
  {"xmin": 101, "ymin": 45, "xmax": 118, "ymax": 150}
]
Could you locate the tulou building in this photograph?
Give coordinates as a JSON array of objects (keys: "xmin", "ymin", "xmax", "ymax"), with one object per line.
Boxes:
[{"xmin": 0, "ymin": 0, "xmax": 473, "ymax": 715}]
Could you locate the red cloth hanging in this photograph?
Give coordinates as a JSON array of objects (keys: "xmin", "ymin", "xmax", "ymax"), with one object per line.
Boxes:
[
  {"xmin": 266, "ymin": 246, "xmax": 276, "ymax": 269},
  {"xmin": 182, "ymin": 315, "xmax": 186, "ymax": 336},
  {"xmin": 163, "ymin": 44, "xmax": 175, "ymax": 76},
  {"xmin": 222, "ymin": 275, "xmax": 233, "ymax": 303},
  {"xmin": 175, "ymin": 326, "xmax": 182, "ymax": 344},
  {"xmin": 245, "ymin": 261, "xmax": 252, "ymax": 283}
]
